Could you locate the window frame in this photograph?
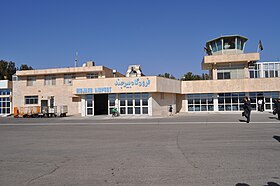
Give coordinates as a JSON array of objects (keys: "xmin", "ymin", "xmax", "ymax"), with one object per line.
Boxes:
[
  {"xmin": 64, "ymin": 74, "xmax": 75, "ymax": 85},
  {"xmin": 44, "ymin": 75, "xmax": 56, "ymax": 86},
  {"xmin": 24, "ymin": 95, "xmax": 38, "ymax": 105},
  {"xmin": 86, "ymin": 72, "xmax": 99, "ymax": 79},
  {"xmin": 27, "ymin": 76, "xmax": 36, "ymax": 86}
]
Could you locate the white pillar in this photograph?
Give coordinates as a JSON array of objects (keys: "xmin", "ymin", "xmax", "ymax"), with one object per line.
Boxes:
[
  {"xmin": 185, "ymin": 94, "xmax": 188, "ymax": 112},
  {"xmin": 148, "ymin": 93, "xmax": 152, "ymax": 116},
  {"xmin": 214, "ymin": 93, "xmax": 219, "ymax": 112},
  {"xmin": 81, "ymin": 95, "xmax": 86, "ymax": 116}
]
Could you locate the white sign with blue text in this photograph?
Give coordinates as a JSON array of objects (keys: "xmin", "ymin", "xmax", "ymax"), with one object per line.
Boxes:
[
  {"xmin": 75, "ymin": 78, "xmax": 151, "ymax": 94},
  {"xmin": 114, "ymin": 78, "xmax": 151, "ymax": 89}
]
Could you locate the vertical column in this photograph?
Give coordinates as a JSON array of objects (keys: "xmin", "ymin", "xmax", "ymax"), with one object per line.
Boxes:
[
  {"xmin": 148, "ymin": 93, "xmax": 152, "ymax": 116},
  {"xmin": 185, "ymin": 94, "xmax": 188, "ymax": 112},
  {"xmin": 81, "ymin": 95, "xmax": 86, "ymax": 116},
  {"xmin": 10, "ymin": 89, "xmax": 12, "ymax": 115},
  {"xmin": 260, "ymin": 63, "xmax": 264, "ymax": 78},
  {"xmin": 115, "ymin": 94, "xmax": 119, "ymax": 111},
  {"xmin": 244, "ymin": 62, "xmax": 249, "ymax": 78},
  {"xmin": 212, "ymin": 64, "xmax": 217, "ymax": 80},
  {"xmin": 213, "ymin": 93, "xmax": 219, "ymax": 112}
]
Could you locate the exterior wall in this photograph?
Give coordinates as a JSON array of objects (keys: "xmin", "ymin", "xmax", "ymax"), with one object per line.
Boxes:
[
  {"xmin": 156, "ymin": 77, "xmax": 181, "ymax": 94},
  {"xmin": 73, "ymin": 76, "xmax": 181, "ymax": 95},
  {"xmin": 103, "ymin": 67, "xmax": 124, "ymax": 78},
  {"xmin": 11, "ymin": 57, "xmax": 280, "ymax": 117},
  {"xmin": 181, "ymin": 78, "xmax": 280, "ymax": 94},
  {"xmin": 0, "ymin": 80, "xmax": 11, "ymax": 89},
  {"xmin": 13, "ymin": 75, "xmax": 80, "ymax": 116},
  {"xmin": 151, "ymin": 92, "xmax": 176, "ymax": 116},
  {"xmin": 176, "ymin": 94, "xmax": 185, "ymax": 112},
  {"xmin": 13, "ymin": 65, "xmax": 126, "ymax": 116},
  {"xmin": 202, "ymin": 53, "xmax": 260, "ymax": 69}
]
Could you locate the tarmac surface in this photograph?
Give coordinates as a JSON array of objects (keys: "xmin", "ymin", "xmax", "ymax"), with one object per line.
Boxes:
[{"xmin": 0, "ymin": 112, "xmax": 279, "ymax": 186}]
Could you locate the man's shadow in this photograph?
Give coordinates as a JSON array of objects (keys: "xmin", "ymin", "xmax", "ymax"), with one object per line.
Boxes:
[
  {"xmin": 264, "ymin": 182, "xmax": 280, "ymax": 186},
  {"xmin": 236, "ymin": 182, "xmax": 280, "ymax": 186},
  {"xmin": 273, "ymin": 136, "xmax": 280, "ymax": 143},
  {"xmin": 239, "ymin": 119, "xmax": 247, "ymax": 123}
]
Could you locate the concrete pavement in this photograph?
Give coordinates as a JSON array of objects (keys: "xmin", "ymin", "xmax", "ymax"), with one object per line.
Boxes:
[{"xmin": 0, "ymin": 112, "xmax": 279, "ymax": 186}]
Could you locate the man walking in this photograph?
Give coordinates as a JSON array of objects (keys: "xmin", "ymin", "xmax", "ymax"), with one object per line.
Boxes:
[
  {"xmin": 258, "ymin": 99, "xmax": 263, "ymax": 112},
  {"xmin": 169, "ymin": 105, "xmax": 173, "ymax": 116},
  {"xmin": 275, "ymin": 98, "xmax": 280, "ymax": 120},
  {"xmin": 243, "ymin": 97, "xmax": 252, "ymax": 123}
]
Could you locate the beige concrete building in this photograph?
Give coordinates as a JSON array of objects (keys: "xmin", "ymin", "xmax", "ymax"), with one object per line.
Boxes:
[{"xmin": 12, "ymin": 35, "xmax": 280, "ymax": 116}]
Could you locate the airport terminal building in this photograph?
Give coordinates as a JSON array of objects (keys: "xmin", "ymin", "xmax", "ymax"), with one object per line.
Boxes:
[{"xmin": 11, "ymin": 35, "xmax": 280, "ymax": 117}]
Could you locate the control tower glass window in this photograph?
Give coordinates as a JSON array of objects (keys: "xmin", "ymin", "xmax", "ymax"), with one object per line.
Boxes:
[
  {"xmin": 210, "ymin": 42, "xmax": 217, "ymax": 52},
  {"xmin": 210, "ymin": 40, "xmax": 222, "ymax": 52},
  {"xmin": 237, "ymin": 37, "xmax": 244, "ymax": 50},
  {"xmin": 223, "ymin": 38, "xmax": 235, "ymax": 49},
  {"xmin": 217, "ymin": 40, "xmax": 222, "ymax": 51}
]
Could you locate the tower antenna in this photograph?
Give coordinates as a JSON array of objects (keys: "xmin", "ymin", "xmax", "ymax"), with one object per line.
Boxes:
[{"xmin": 75, "ymin": 51, "xmax": 78, "ymax": 67}]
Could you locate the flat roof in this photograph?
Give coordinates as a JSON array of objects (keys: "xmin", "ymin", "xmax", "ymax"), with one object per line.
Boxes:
[
  {"xmin": 16, "ymin": 66, "xmax": 109, "ymax": 76},
  {"xmin": 206, "ymin": 35, "xmax": 248, "ymax": 44}
]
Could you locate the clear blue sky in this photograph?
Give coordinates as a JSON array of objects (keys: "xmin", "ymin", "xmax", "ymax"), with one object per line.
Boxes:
[{"xmin": 1, "ymin": 0, "xmax": 280, "ymax": 78}]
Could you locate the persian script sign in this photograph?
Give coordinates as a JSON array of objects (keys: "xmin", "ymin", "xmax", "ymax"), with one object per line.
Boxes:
[{"xmin": 114, "ymin": 78, "xmax": 151, "ymax": 89}]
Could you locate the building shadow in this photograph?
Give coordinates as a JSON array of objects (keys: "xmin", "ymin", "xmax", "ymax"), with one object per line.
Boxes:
[
  {"xmin": 273, "ymin": 136, "xmax": 280, "ymax": 143},
  {"xmin": 264, "ymin": 182, "xmax": 280, "ymax": 186}
]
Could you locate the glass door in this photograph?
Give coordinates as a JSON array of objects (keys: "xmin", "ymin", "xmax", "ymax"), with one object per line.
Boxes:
[
  {"xmin": 118, "ymin": 93, "xmax": 149, "ymax": 115},
  {"xmin": 86, "ymin": 94, "xmax": 94, "ymax": 115}
]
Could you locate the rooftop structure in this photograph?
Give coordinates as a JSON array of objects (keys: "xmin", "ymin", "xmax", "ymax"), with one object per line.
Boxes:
[
  {"xmin": 202, "ymin": 35, "xmax": 260, "ymax": 79},
  {"xmin": 205, "ymin": 35, "xmax": 248, "ymax": 55}
]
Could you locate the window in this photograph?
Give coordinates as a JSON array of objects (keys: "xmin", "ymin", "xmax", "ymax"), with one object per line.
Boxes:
[
  {"xmin": 217, "ymin": 72, "xmax": 230, "ymax": 79},
  {"xmin": 64, "ymin": 74, "xmax": 75, "ymax": 85},
  {"xmin": 44, "ymin": 75, "xmax": 56, "ymax": 86},
  {"xmin": 249, "ymin": 92, "xmax": 279, "ymax": 111},
  {"xmin": 0, "ymin": 89, "xmax": 11, "ymax": 95},
  {"xmin": 25, "ymin": 96, "xmax": 38, "ymax": 104},
  {"xmin": 249, "ymin": 64, "xmax": 261, "ymax": 78},
  {"xmin": 217, "ymin": 40, "xmax": 222, "ymax": 51},
  {"xmin": 108, "ymin": 94, "xmax": 116, "ymax": 114},
  {"xmin": 237, "ymin": 37, "xmax": 245, "ymax": 50},
  {"xmin": 188, "ymin": 94, "xmax": 214, "ymax": 112},
  {"xmin": 86, "ymin": 73, "xmax": 99, "ymax": 79},
  {"xmin": 218, "ymin": 92, "xmax": 245, "ymax": 111},
  {"xmin": 0, "ymin": 97, "xmax": 11, "ymax": 115},
  {"xmin": 217, "ymin": 65, "xmax": 244, "ymax": 79},
  {"xmin": 223, "ymin": 38, "xmax": 235, "ymax": 49},
  {"xmin": 86, "ymin": 95, "xmax": 93, "ymax": 115},
  {"xmin": 118, "ymin": 93, "xmax": 149, "ymax": 115},
  {"xmin": 12, "ymin": 75, "xmax": 20, "ymax": 81},
  {"xmin": 27, "ymin": 76, "xmax": 36, "ymax": 86},
  {"xmin": 263, "ymin": 62, "xmax": 280, "ymax": 78},
  {"xmin": 210, "ymin": 41, "xmax": 217, "ymax": 52}
]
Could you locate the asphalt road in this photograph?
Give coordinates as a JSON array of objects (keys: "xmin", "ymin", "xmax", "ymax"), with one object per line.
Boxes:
[{"xmin": 0, "ymin": 113, "xmax": 279, "ymax": 186}]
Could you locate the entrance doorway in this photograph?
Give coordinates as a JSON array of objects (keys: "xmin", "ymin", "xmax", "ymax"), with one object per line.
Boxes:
[
  {"xmin": 41, "ymin": 100, "xmax": 48, "ymax": 113},
  {"xmin": 94, "ymin": 94, "xmax": 108, "ymax": 115}
]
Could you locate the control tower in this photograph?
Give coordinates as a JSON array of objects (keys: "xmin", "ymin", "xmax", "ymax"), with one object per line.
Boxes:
[{"xmin": 202, "ymin": 35, "xmax": 260, "ymax": 80}]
